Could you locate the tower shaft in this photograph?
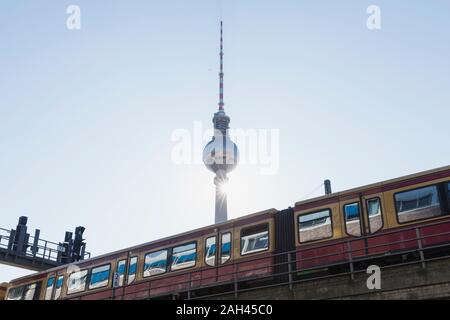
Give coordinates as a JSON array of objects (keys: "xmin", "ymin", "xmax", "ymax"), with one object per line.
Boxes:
[{"xmin": 214, "ymin": 171, "xmax": 228, "ymax": 224}]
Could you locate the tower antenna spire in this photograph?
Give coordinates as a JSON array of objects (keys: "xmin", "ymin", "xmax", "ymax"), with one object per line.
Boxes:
[{"xmin": 218, "ymin": 20, "xmax": 224, "ymax": 111}]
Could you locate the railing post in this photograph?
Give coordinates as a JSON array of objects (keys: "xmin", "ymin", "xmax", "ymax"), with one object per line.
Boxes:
[
  {"xmin": 234, "ymin": 264, "xmax": 238, "ymax": 298},
  {"xmin": 416, "ymin": 228, "xmax": 426, "ymax": 269},
  {"xmin": 287, "ymin": 252, "xmax": 293, "ymax": 291},
  {"xmin": 32, "ymin": 229, "xmax": 40, "ymax": 258},
  {"xmin": 7, "ymin": 229, "xmax": 15, "ymax": 250},
  {"xmin": 347, "ymin": 241, "xmax": 355, "ymax": 280},
  {"xmin": 43, "ymin": 241, "xmax": 47, "ymax": 260},
  {"xmin": 80, "ymin": 244, "xmax": 86, "ymax": 261},
  {"xmin": 187, "ymin": 272, "xmax": 191, "ymax": 300}
]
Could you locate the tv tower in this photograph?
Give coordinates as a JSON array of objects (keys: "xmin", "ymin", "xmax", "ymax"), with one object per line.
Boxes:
[{"xmin": 203, "ymin": 21, "xmax": 239, "ymax": 224}]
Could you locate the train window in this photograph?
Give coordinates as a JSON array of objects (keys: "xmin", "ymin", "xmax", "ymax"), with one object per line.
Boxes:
[
  {"xmin": 116, "ymin": 259, "xmax": 126, "ymax": 286},
  {"xmin": 344, "ymin": 202, "xmax": 362, "ymax": 236},
  {"xmin": 54, "ymin": 275, "xmax": 64, "ymax": 300},
  {"xmin": 367, "ymin": 198, "xmax": 383, "ymax": 233},
  {"xmin": 127, "ymin": 256, "xmax": 138, "ymax": 285},
  {"xmin": 395, "ymin": 185, "xmax": 442, "ymax": 223},
  {"xmin": 45, "ymin": 277, "xmax": 55, "ymax": 300},
  {"xmin": 6, "ymin": 286, "xmax": 23, "ymax": 300},
  {"xmin": 23, "ymin": 282, "xmax": 41, "ymax": 300},
  {"xmin": 205, "ymin": 236, "xmax": 217, "ymax": 267},
  {"xmin": 221, "ymin": 233, "xmax": 231, "ymax": 264},
  {"xmin": 240, "ymin": 224, "xmax": 269, "ymax": 255},
  {"xmin": 143, "ymin": 250, "xmax": 168, "ymax": 277},
  {"xmin": 170, "ymin": 242, "xmax": 197, "ymax": 271},
  {"xmin": 298, "ymin": 209, "xmax": 332, "ymax": 243},
  {"xmin": 67, "ymin": 269, "xmax": 88, "ymax": 295},
  {"xmin": 89, "ymin": 264, "xmax": 111, "ymax": 290}
]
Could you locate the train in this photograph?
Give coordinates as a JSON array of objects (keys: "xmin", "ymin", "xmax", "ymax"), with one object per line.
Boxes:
[
  {"xmin": 0, "ymin": 283, "xmax": 8, "ymax": 300},
  {"xmin": 3, "ymin": 165, "xmax": 450, "ymax": 300}
]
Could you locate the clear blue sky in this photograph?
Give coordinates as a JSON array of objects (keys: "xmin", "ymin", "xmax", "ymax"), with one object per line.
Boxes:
[{"xmin": 1, "ymin": 1, "xmax": 449, "ymax": 281}]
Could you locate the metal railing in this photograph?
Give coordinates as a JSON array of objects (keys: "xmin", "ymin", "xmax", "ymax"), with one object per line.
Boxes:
[
  {"xmin": 90, "ymin": 218, "xmax": 450, "ymax": 300},
  {"xmin": 0, "ymin": 227, "xmax": 91, "ymax": 264}
]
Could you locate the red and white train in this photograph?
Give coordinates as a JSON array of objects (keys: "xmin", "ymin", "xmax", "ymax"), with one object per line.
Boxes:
[{"xmin": 4, "ymin": 165, "xmax": 450, "ymax": 300}]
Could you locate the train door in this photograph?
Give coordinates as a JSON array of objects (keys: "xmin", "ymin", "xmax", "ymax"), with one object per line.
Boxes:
[
  {"xmin": 200, "ymin": 230, "xmax": 232, "ymax": 285},
  {"xmin": 342, "ymin": 192, "xmax": 387, "ymax": 258},
  {"xmin": 218, "ymin": 230, "xmax": 233, "ymax": 282},
  {"xmin": 44, "ymin": 273, "xmax": 64, "ymax": 300},
  {"xmin": 201, "ymin": 233, "xmax": 218, "ymax": 286},
  {"xmin": 341, "ymin": 194, "xmax": 369, "ymax": 258},
  {"xmin": 360, "ymin": 194, "xmax": 387, "ymax": 255},
  {"xmin": 44, "ymin": 274, "xmax": 56, "ymax": 300}
]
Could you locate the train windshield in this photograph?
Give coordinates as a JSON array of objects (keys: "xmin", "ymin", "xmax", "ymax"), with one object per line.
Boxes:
[
  {"xmin": 23, "ymin": 283, "xmax": 40, "ymax": 300},
  {"xmin": 6, "ymin": 286, "xmax": 23, "ymax": 300},
  {"xmin": 7, "ymin": 282, "xmax": 41, "ymax": 300}
]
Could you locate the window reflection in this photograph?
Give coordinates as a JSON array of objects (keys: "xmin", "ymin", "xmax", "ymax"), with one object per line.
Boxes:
[
  {"xmin": 144, "ymin": 250, "xmax": 168, "ymax": 277},
  {"xmin": 395, "ymin": 186, "xmax": 442, "ymax": 223},
  {"xmin": 67, "ymin": 270, "xmax": 88, "ymax": 295},
  {"xmin": 221, "ymin": 233, "xmax": 231, "ymax": 264},
  {"xmin": 344, "ymin": 202, "xmax": 361, "ymax": 236},
  {"xmin": 89, "ymin": 264, "xmax": 110, "ymax": 290},
  {"xmin": 367, "ymin": 198, "xmax": 383, "ymax": 233},
  {"xmin": 45, "ymin": 277, "xmax": 54, "ymax": 300},
  {"xmin": 23, "ymin": 283, "xmax": 38, "ymax": 300},
  {"xmin": 127, "ymin": 257, "xmax": 138, "ymax": 285},
  {"xmin": 171, "ymin": 243, "xmax": 196, "ymax": 271},
  {"xmin": 205, "ymin": 236, "xmax": 216, "ymax": 267},
  {"xmin": 241, "ymin": 225, "xmax": 269, "ymax": 255},
  {"xmin": 447, "ymin": 183, "xmax": 450, "ymax": 202},
  {"xmin": 54, "ymin": 276, "xmax": 64, "ymax": 300},
  {"xmin": 6, "ymin": 283, "xmax": 41, "ymax": 301},
  {"xmin": 6, "ymin": 286, "xmax": 23, "ymax": 300},
  {"xmin": 298, "ymin": 209, "xmax": 332, "ymax": 242},
  {"xmin": 116, "ymin": 260, "xmax": 126, "ymax": 286}
]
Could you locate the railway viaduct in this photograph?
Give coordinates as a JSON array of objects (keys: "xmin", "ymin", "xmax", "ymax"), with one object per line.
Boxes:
[{"xmin": 203, "ymin": 257, "xmax": 450, "ymax": 300}]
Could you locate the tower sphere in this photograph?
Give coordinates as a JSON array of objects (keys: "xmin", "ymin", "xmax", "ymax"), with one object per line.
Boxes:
[{"xmin": 203, "ymin": 119, "xmax": 239, "ymax": 175}]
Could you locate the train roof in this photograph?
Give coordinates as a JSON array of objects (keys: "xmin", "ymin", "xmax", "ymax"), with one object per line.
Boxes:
[{"xmin": 294, "ymin": 165, "xmax": 450, "ymax": 208}]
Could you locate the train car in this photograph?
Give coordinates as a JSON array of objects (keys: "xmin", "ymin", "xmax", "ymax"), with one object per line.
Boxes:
[
  {"xmin": 294, "ymin": 165, "xmax": 450, "ymax": 271},
  {"xmin": 4, "ymin": 165, "xmax": 450, "ymax": 300},
  {"xmin": 5, "ymin": 208, "xmax": 277, "ymax": 300},
  {"xmin": 0, "ymin": 283, "xmax": 9, "ymax": 300}
]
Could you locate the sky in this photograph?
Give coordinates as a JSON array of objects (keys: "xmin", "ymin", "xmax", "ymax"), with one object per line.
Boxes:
[{"xmin": 1, "ymin": 1, "xmax": 449, "ymax": 281}]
